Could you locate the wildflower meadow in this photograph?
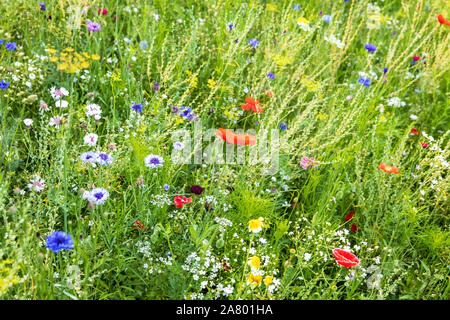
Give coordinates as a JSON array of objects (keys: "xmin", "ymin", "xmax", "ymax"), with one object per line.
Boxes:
[{"xmin": 0, "ymin": 0, "xmax": 449, "ymax": 301}]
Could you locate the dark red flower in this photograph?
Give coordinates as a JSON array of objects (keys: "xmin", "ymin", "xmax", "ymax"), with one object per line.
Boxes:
[
  {"xmin": 332, "ymin": 248, "xmax": 360, "ymax": 267},
  {"xmin": 421, "ymin": 142, "xmax": 428, "ymax": 148},
  {"xmin": 412, "ymin": 56, "xmax": 420, "ymax": 61},
  {"xmin": 190, "ymin": 185, "xmax": 203, "ymax": 195},
  {"xmin": 351, "ymin": 224, "xmax": 360, "ymax": 232},
  {"xmin": 114, "ymin": 16, "xmax": 121, "ymax": 21},
  {"xmin": 345, "ymin": 212, "xmax": 354, "ymax": 221},
  {"xmin": 98, "ymin": 8, "xmax": 108, "ymax": 15}
]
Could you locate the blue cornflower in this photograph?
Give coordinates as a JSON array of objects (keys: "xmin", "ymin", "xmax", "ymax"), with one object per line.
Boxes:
[
  {"xmin": 46, "ymin": 231, "xmax": 74, "ymax": 253},
  {"xmin": 131, "ymin": 103, "xmax": 144, "ymax": 113},
  {"xmin": 153, "ymin": 82, "xmax": 160, "ymax": 91},
  {"xmin": 163, "ymin": 184, "xmax": 170, "ymax": 192},
  {"xmin": 40, "ymin": 2, "xmax": 46, "ymax": 11},
  {"xmin": 384, "ymin": 67, "xmax": 388, "ymax": 74},
  {"xmin": 180, "ymin": 106, "xmax": 192, "ymax": 117},
  {"xmin": 280, "ymin": 122, "xmax": 287, "ymax": 130},
  {"xmin": 248, "ymin": 38, "xmax": 259, "ymax": 48},
  {"xmin": 179, "ymin": 106, "xmax": 198, "ymax": 121},
  {"xmin": 80, "ymin": 151, "xmax": 98, "ymax": 164},
  {"xmin": 0, "ymin": 39, "xmax": 3, "ymax": 45},
  {"xmin": 5, "ymin": 42, "xmax": 17, "ymax": 51},
  {"xmin": 364, "ymin": 43, "xmax": 376, "ymax": 53},
  {"xmin": 139, "ymin": 40, "xmax": 149, "ymax": 50},
  {"xmin": 88, "ymin": 187, "xmax": 109, "ymax": 205},
  {"xmin": 97, "ymin": 152, "xmax": 113, "ymax": 165},
  {"xmin": 186, "ymin": 112, "xmax": 198, "ymax": 122},
  {"xmin": 293, "ymin": 4, "xmax": 300, "ymax": 10},
  {"xmin": 228, "ymin": 24, "xmax": 234, "ymax": 30},
  {"xmin": 322, "ymin": 15, "xmax": 332, "ymax": 23},
  {"xmin": 144, "ymin": 154, "xmax": 164, "ymax": 169},
  {"xmin": 0, "ymin": 80, "xmax": 9, "ymax": 89},
  {"xmin": 171, "ymin": 106, "xmax": 179, "ymax": 113},
  {"xmin": 267, "ymin": 72, "xmax": 275, "ymax": 79},
  {"xmin": 358, "ymin": 77, "xmax": 371, "ymax": 87}
]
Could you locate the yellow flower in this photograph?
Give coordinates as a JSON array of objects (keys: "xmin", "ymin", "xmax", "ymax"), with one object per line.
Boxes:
[
  {"xmin": 248, "ymin": 217, "xmax": 264, "ymax": 233},
  {"xmin": 57, "ymin": 62, "xmax": 69, "ymax": 71},
  {"xmin": 248, "ymin": 256, "xmax": 261, "ymax": 269},
  {"xmin": 266, "ymin": 3, "xmax": 277, "ymax": 11},
  {"xmin": 248, "ymin": 273, "xmax": 262, "ymax": 287},
  {"xmin": 296, "ymin": 17, "xmax": 309, "ymax": 24},
  {"xmin": 300, "ymin": 77, "xmax": 321, "ymax": 92},
  {"xmin": 67, "ymin": 64, "xmax": 79, "ymax": 73},
  {"xmin": 175, "ymin": 117, "xmax": 185, "ymax": 125},
  {"xmin": 207, "ymin": 79, "xmax": 216, "ymax": 89},
  {"xmin": 0, "ymin": 260, "xmax": 20, "ymax": 295},
  {"xmin": 64, "ymin": 47, "xmax": 74, "ymax": 52},
  {"xmin": 264, "ymin": 276, "xmax": 273, "ymax": 286},
  {"xmin": 46, "ymin": 48, "xmax": 57, "ymax": 54},
  {"xmin": 273, "ymin": 54, "xmax": 294, "ymax": 66},
  {"xmin": 80, "ymin": 60, "xmax": 90, "ymax": 69},
  {"xmin": 49, "ymin": 56, "xmax": 59, "ymax": 62},
  {"xmin": 91, "ymin": 54, "xmax": 100, "ymax": 61}
]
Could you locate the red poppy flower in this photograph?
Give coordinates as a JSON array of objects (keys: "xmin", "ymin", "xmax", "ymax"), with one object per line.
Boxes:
[
  {"xmin": 132, "ymin": 220, "xmax": 148, "ymax": 230},
  {"xmin": 241, "ymin": 98, "xmax": 262, "ymax": 113},
  {"xmin": 378, "ymin": 162, "xmax": 399, "ymax": 174},
  {"xmin": 412, "ymin": 56, "xmax": 420, "ymax": 61},
  {"xmin": 216, "ymin": 128, "xmax": 256, "ymax": 145},
  {"xmin": 114, "ymin": 16, "xmax": 121, "ymax": 21},
  {"xmin": 421, "ymin": 142, "xmax": 428, "ymax": 148},
  {"xmin": 174, "ymin": 195, "xmax": 192, "ymax": 208},
  {"xmin": 410, "ymin": 128, "xmax": 419, "ymax": 135},
  {"xmin": 98, "ymin": 8, "xmax": 108, "ymax": 15},
  {"xmin": 345, "ymin": 212, "xmax": 354, "ymax": 221},
  {"xmin": 437, "ymin": 14, "xmax": 450, "ymax": 26},
  {"xmin": 332, "ymin": 248, "xmax": 360, "ymax": 267},
  {"xmin": 351, "ymin": 224, "xmax": 360, "ymax": 232},
  {"xmin": 264, "ymin": 89, "xmax": 273, "ymax": 97}
]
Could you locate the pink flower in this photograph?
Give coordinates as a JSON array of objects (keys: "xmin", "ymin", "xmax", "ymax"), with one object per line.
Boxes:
[{"xmin": 300, "ymin": 156, "xmax": 316, "ymax": 170}]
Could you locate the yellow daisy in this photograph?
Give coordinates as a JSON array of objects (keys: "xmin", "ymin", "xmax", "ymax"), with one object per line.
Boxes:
[
  {"xmin": 248, "ymin": 256, "xmax": 261, "ymax": 269},
  {"xmin": 248, "ymin": 273, "xmax": 262, "ymax": 287}
]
